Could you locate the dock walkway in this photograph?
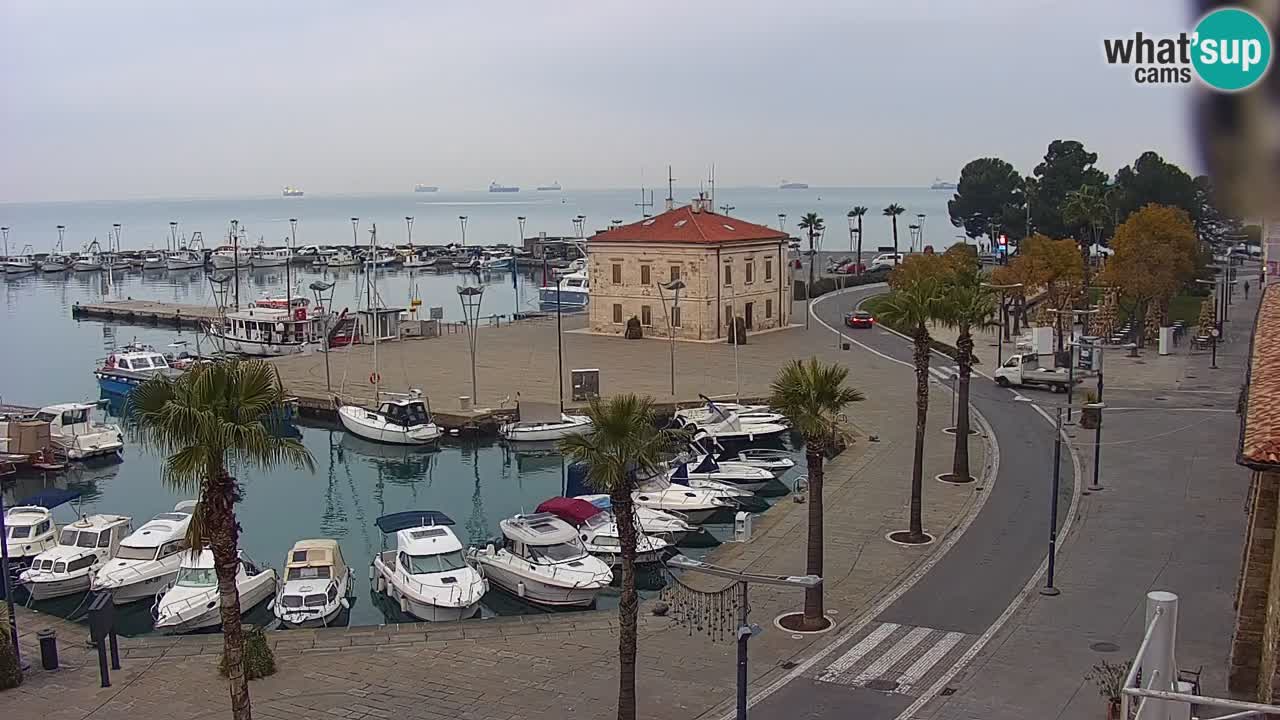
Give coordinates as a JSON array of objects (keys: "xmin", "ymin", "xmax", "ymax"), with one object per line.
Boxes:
[{"xmin": 71, "ymin": 299, "xmax": 219, "ymax": 329}]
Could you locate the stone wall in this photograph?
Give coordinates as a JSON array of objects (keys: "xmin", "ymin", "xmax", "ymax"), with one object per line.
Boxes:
[{"xmin": 1230, "ymin": 470, "xmax": 1280, "ymax": 697}]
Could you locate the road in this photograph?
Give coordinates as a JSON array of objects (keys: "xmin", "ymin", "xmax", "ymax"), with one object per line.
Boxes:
[{"xmin": 748, "ymin": 285, "xmax": 1073, "ymax": 720}]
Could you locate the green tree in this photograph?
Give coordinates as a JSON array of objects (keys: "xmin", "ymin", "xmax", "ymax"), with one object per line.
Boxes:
[
  {"xmin": 947, "ymin": 158, "xmax": 1026, "ymax": 246},
  {"xmin": 848, "ymin": 206, "xmax": 869, "ymax": 273},
  {"xmin": 558, "ymin": 394, "xmax": 684, "ymax": 720},
  {"xmin": 876, "ymin": 278, "xmax": 945, "ymax": 543},
  {"xmin": 1027, "ymin": 140, "xmax": 1109, "ymax": 238},
  {"xmin": 769, "ymin": 359, "xmax": 864, "ymax": 628},
  {"xmin": 1111, "ymin": 151, "xmax": 1199, "ymax": 224},
  {"xmin": 883, "ymin": 204, "xmax": 906, "ymax": 265},
  {"xmin": 935, "ymin": 271, "xmax": 995, "ymax": 483},
  {"xmin": 1062, "ymin": 183, "xmax": 1110, "ymax": 289},
  {"xmin": 1102, "ymin": 204, "xmax": 1197, "ymax": 348},
  {"xmin": 798, "ymin": 212, "xmax": 825, "ymax": 295},
  {"xmin": 130, "ymin": 361, "xmax": 313, "ymax": 720}
]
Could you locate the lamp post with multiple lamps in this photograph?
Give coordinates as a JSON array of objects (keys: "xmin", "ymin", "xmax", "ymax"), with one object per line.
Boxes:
[
  {"xmin": 656, "ymin": 279, "xmax": 686, "ymax": 397},
  {"xmin": 981, "ymin": 281, "xmax": 1024, "ymax": 367},
  {"xmin": 457, "ymin": 285, "xmax": 485, "ymax": 404},
  {"xmin": 405, "ymin": 216, "xmax": 414, "ymax": 249},
  {"xmin": 459, "ymin": 215, "xmax": 468, "ymax": 247},
  {"xmin": 916, "ymin": 213, "xmax": 926, "ymax": 250},
  {"xmin": 572, "ymin": 215, "xmax": 586, "ymax": 238},
  {"xmin": 310, "ymin": 280, "xmax": 336, "ymax": 394}
]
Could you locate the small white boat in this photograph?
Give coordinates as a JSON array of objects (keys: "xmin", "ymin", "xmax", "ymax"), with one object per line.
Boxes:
[
  {"xmin": 339, "ymin": 390, "xmax": 442, "ymax": 446},
  {"xmin": 33, "ymin": 403, "xmax": 124, "ymax": 460},
  {"xmin": 142, "ymin": 252, "xmax": 167, "ymax": 270},
  {"xmin": 537, "ymin": 497, "xmax": 670, "ymax": 566},
  {"xmin": 370, "ymin": 511, "xmax": 487, "ymax": 622},
  {"xmin": 318, "ymin": 249, "xmax": 360, "ymax": 268},
  {"xmin": 470, "ymin": 512, "xmax": 613, "ymax": 607},
  {"xmin": 103, "ymin": 254, "xmax": 132, "ymax": 271},
  {"xmin": 402, "ymin": 254, "xmax": 436, "ymax": 269},
  {"xmin": 669, "ymin": 455, "xmax": 775, "ymax": 493},
  {"xmin": 272, "ymin": 538, "xmax": 356, "ymax": 628},
  {"xmin": 72, "ymin": 251, "xmax": 104, "ymax": 272},
  {"xmin": 20, "ymin": 514, "xmax": 133, "ymax": 601},
  {"xmin": 691, "ymin": 431, "xmax": 797, "ymax": 476},
  {"xmin": 574, "ymin": 495, "xmax": 695, "ymax": 544},
  {"xmin": 365, "ymin": 250, "xmax": 402, "ymax": 268},
  {"xmin": 479, "ymin": 250, "xmax": 514, "ymax": 270},
  {"xmin": 40, "ymin": 254, "xmax": 73, "ymax": 273},
  {"xmin": 500, "ymin": 413, "xmax": 591, "ymax": 442},
  {"xmin": 210, "ymin": 245, "xmax": 251, "ymax": 269},
  {"xmin": 676, "ymin": 400, "xmax": 789, "ymax": 427},
  {"xmin": 1, "ymin": 246, "xmax": 37, "ymax": 275},
  {"xmin": 673, "ymin": 407, "xmax": 788, "ymax": 445},
  {"xmin": 152, "ymin": 549, "xmax": 277, "ymax": 632},
  {"xmin": 91, "ymin": 501, "xmax": 196, "ymax": 604},
  {"xmin": 4, "ymin": 505, "xmax": 59, "ymax": 566},
  {"xmin": 166, "ymin": 249, "xmax": 204, "ymax": 270},
  {"xmin": 539, "ymin": 269, "xmax": 590, "ymax": 308},
  {"xmin": 250, "ymin": 245, "xmax": 291, "ymax": 268},
  {"xmin": 631, "ymin": 477, "xmax": 736, "ymax": 525}
]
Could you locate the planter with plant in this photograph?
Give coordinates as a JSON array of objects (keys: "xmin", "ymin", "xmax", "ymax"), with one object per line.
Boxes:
[
  {"xmin": 1080, "ymin": 390, "xmax": 1102, "ymax": 429},
  {"xmin": 1086, "ymin": 659, "xmax": 1130, "ymax": 719}
]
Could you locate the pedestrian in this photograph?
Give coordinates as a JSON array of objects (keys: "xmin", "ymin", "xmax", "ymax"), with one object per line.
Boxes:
[{"xmin": 1245, "ymin": 280, "xmax": 1251, "ymax": 299}]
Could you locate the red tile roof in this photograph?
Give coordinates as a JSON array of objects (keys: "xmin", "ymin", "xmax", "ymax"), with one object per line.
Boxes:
[
  {"xmin": 590, "ymin": 204, "xmax": 789, "ymax": 245},
  {"xmin": 1242, "ymin": 284, "xmax": 1280, "ymax": 468}
]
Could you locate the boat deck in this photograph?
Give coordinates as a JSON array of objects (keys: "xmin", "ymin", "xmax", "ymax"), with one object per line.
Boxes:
[{"xmin": 72, "ymin": 300, "xmax": 221, "ymax": 329}]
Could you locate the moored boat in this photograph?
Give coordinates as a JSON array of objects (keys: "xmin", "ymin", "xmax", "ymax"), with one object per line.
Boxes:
[
  {"xmin": 94, "ymin": 342, "xmax": 186, "ymax": 396},
  {"xmin": 338, "ymin": 390, "xmax": 442, "ymax": 446},
  {"xmin": 536, "ymin": 497, "xmax": 671, "ymax": 566},
  {"xmin": 91, "ymin": 501, "xmax": 196, "ymax": 604},
  {"xmin": 206, "ymin": 295, "xmax": 324, "ymax": 357},
  {"xmin": 499, "ymin": 413, "xmax": 591, "ymax": 442},
  {"xmin": 20, "ymin": 513, "xmax": 133, "ymax": 601},
  {"xmin": 272, "ymin": 538, "xmax": 355, "ymax": 628},
  {"xmin": 152, "ymin": 549, "xmax": 277, "ymax": 632},
  {"xmin": 4, "ymin": 504, "xmax": 60, "ymax": 567},
  {"xmin": 1, "ymin": 245, "xmax": 37, "ymax": 275},
  {"xmin": 469, "ymin": 512, "xmax": 613, "ymax": 607},
  {"xmin": 369, "ymin": 511, "xmax": 486, "ymax": 622}
]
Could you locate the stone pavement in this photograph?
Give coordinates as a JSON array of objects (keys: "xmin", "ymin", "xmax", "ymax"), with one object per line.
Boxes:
[
  {"xmin": 910, "ymin": 282, "xmax": 1257, "ymax": 720},
  {"xmin": 0, "ymin": 317, "xmax": 990, "ymax": 720}
]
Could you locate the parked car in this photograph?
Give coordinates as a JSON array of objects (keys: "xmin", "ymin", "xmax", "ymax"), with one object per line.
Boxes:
[
  {"xmin": 844, "ymin": 310, "xmax": 876, "ymax": 328},
  {"xmin": 993, "ymin": 353, "xmax": 1081, "ymax": 392},
  {"xmin": 868, "ymin": 253, "xmax": 904, "ymax": 271}
]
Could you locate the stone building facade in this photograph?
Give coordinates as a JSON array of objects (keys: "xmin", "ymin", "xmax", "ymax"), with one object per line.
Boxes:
[{"xmin": 587, "ymin": 200, "xmax": 791, "ymax": 340}]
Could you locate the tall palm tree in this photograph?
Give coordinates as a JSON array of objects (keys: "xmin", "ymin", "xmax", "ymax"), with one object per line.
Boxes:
[
  {"xmin": 848, "ymin": 206, "xmax": 869, "ymax": 274},
  {"xmin": 883, "ymin": 204, "xmax": 906, "ymax": 265},
  {"xmin": 798, "ymin": 212, "xmax": 825, "ymax": 298},
  {"xmin": 1063, "ymin": 184, "xmax": 1108, "ymax": 294},
  {"xmin": 768, "ymin": 359, "xmax": 863, "ymax": 629},
  {"xmin": 877, "ymin": 279, "xmax": 943, "ymax": 543},
  {"xmin": 130, "ymin": 361, "xmax": 313, "ymax": 720},
  {"xmin": 559, "ymin": 394, "xmax": 684, "ymax": 720},
  {"xmin": 935, "ymin": 271, "xmax": 995, "ymax": 483}
]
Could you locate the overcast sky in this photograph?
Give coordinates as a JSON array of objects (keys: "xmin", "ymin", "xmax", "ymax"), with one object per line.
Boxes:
[{"xmin": 0, "ymin": 1, "xmax": 1198, "ymax": 202}]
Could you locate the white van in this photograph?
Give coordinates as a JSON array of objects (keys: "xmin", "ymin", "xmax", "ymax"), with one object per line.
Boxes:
[{"xmin": 869, "ymin": 253, "xmax": 904, "ymax": 271}]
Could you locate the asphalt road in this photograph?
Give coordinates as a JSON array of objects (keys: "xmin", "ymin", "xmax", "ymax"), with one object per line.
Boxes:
[{"xmin": 750, "ymin": 286, "xmax": 1071, "ymax": 720}]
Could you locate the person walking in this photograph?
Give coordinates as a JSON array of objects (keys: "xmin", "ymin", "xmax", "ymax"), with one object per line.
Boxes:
[{"xmin": 1245, "ymin": 280, "xmax": 1251, "ymax": 299}]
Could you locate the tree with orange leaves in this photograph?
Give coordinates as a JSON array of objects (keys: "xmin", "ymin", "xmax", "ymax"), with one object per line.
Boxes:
[{"xmin": 1102, "ymin": 204, "xmax": 1196, "ymax": 348}]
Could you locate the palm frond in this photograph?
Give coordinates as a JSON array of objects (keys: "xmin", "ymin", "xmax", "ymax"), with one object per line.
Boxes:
[
  {"xmin": 768, "ymin": 358, "xmax": 864, "ymax": 446},
  {"xmin": 557, "ymin": 394, "xmax": 681, "ymax": 494}
]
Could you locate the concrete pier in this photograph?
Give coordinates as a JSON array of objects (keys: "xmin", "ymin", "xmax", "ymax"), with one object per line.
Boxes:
[{"xmin": 71, "ymin": 299, "xmax": 220, "ymax": 328}]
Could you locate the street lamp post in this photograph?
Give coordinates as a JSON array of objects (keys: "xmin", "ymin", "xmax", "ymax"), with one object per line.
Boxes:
[
  {"xmin": 515, "ymin": 216, "xmax": 528, "ymax": 317},
  {"xmin": 916, "ymin": 213, "xmax": 926, "ymax": 250},
  {"xmin": 457, "ymin": 285, "xmax": 485, "ymax": 404},
  {"xmin": 1069, "ymin": 339, "xmax": 1107, "ymax": 493},
  {"xmin": 459, "ymin": 216, "xmax": 468, "ymax": 247},
  {"xmin": 657, "ymin": 279, "xmax": 686, "ymax": 397},
  {"xmin": 1015, "ymin": 397, "xmax": 1065, "ymax": 596},
  {"xmin": 908, "ymin": 224, "xmax": 921, "ymax": 254},
  {"xmin": 982, "ymin": 281, "xmax": 1023, "ymax": 367},
  {"xmin": 777, "ymin": 213, "xmax": 786, "ymax": 232},
  {"xmin": 1, "ymin": 226, "xmax": 8, "ymax": 257},
  {"xmin": 286, "ymin": 218, "xmax": 298, "ymax": 301},
  {"xmin": 168, "ymin": 221, "xmax": 178, "ymax": 253},
  {"xmin": 310, "ymin": 280, "xmax": 336, "ymax": 394},
  {"xmin": 572, "ymin": 215, "xmax": 586, "ymax": 239},
  {"xmin": 405, "ymin": 216, "xmax": 414, "ymax": 249}
]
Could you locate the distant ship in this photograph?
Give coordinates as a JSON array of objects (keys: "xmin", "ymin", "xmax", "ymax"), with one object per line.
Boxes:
[
  {"xmin": 489, "ymin": 181, "xmax": 519, "ymax": 193},
  {"xmin": 930, "ymin": 178, "xmax": 958, "ymax": 191},
  {"xmin": 282, "ymin": 186, "xmax": 304, "ymax": 197},
  {"xmin": 414, "ymin": 184, "xmax": 439, "ymax": 193},
  {"xmin": 536, "ymin": 182, "xmax": 562, "ymax": 191},
  {"xmin": 779, "ymin": 180, "xmax": 809, "ymax": 190}
]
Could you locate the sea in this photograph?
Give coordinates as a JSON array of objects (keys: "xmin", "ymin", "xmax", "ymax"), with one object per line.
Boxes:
[{"xmin": 0, "ymin": 186, "xmax": 944, "ymax": 633}]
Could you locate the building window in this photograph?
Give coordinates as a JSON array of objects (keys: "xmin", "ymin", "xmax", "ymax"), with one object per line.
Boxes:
[
  {"xmin": 745, "ymin": 302, "xmax": 754, "ymax": 329},
  {"xmin": 612, "ymin": 303, "xmax": 623, "ymax": 323},
  {"xmin": 670, "ymin": 265, "xmax": 681, "ymax": 283},
  {"xmin": 766, "ymin": 298, "xmax": 773, "ymax": 319},
  {"xmin": 641, "ymin": 305, "xmax": 652, "ymax": 326},
  {"xmin": 640, "ymin": 264, "xmax": 651, "ymax": 285},
  {"xmin": 765, "ymin": 259, "xmax": 773, "ymax": 281},
  {"xmin": 672, "ymin": 306, "xmax": 682, "ymax": 328},
  {"xmin": 724, "ymin": 264, "xmax": 733, "ymax": 286},
  {"xmin": 612, "ymin": 263, "xmax": 622, "ymax": 284},
  {"xmin": 745, "ymin": 261, "xmax": 754, "ymax": 284}
]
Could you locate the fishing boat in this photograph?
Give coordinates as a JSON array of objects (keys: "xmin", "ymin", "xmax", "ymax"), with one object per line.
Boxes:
[
  {"xmin": 40, "ymin": 253, "xmax": 73, "ymax": 273},
  {"xmin": 210, "ymin": 245, "xmax": 251, "ymax": 270},
  {"xmin": 91, "ymin": 501, "xmax": 196, "ymax": 604},
  {"xmin": 499, "ymin": 413, "xmax": 591, "ymax": 442},
  {"xmin": 152, "ymin": 549, "xmax": 277, "ymax": 632},
  {"xmin": 479, "ymin": 249, "xmax": 514, "ymax": 270},
  {"xmin": 538, "ymin": 269, "xmax": 590, "ymax": 308},
  {"xmin": 139, "ymin": 251, "xmax": 166, "ymax": 270},
  {"xmin": 4, "ymin": 505, "xmax": 60, "ymax": 567},
  {"xmin": 103, "ymin": 253, "xmax": 132, "ymax": 271},
  {"xmin": 94, "ymin": 343, "xmax": 186, "ymax": 396},
  {"xmin": 317, "ymin": 248, "xmax": 359, "ymax": 268},
  {"xmin": 364, "ymin": 249, "xmax": 402, "ymax": 268},
  {"xmin": 339, "ymin": 391, "xmax": 442, "ymax": 445},
  {"xmin": 17, "ymin": 403, "xmax": 125, "ymax": 460},
  {"xmin": 402, "ymin": 253, "xmax": 435, "ymax": 269},
  {"xmin": 469, "ymin": 512, "xmax": 613, "ymax": 607},
  {"xmin": 206, "ymin": 296, "xmax": 323, "ymax": 357},
  {"xmin": 370, "ymin": 511, "xmax": 487, "ymax": 622},
  {"xmin": 574, "ymin": 495, "xmax": 695, "ymax": 544},
  {"xmin": 1, "ymin": 245, "xmax": 36, "ymax": 275},
  {"xmin": 250, "ymin": 245, "xmax": 291, "ymax": 268},
  {"xmin": 165, "ymin": 249, "xmax": 202, "ymax": 270},
  {"xmin": 536, "ymin": 497, "xmax": 671, "ymax": 566},
  {"xmin": 271, "ymin": 538, "xmax": 355, "ymax": 628},
  {"xmin": 19, "ymin": 514, "xmax": 132, "ymax": 601},
  {"xmin": 72, "ymin": 240, "xmax": 105, "ymax": 272}
]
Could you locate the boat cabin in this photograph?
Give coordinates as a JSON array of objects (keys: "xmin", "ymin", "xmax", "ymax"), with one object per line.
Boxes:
[
  {"xmin": 113, "ymin": 502, "xmax": 194, "ymax": 562},
  {"xmin": 5, "ymin": 505, "xmax": 57, "ymax": 560},
  {"xmin": 499, "ymin": 512, "xmax": 590, "ymax": 564},
  {"xmin": 377, "ymin": 398, "xmax": 432, "ymax": 428},
  {"xmin": 357, "ymin": 308, "xmax": 404, "ymax": 342},
  {"xmin": 26, "ymin": 514, "xmax": 132, "ymax": 574},
  {"xmin": 105, "ymin": 344, "xmax": 171, "ymax": 373},
  {"xmin": 278, "ymin": 539, "xmax": 349, "ymax": 611},
  {"xmin": 375, "ymin": 511, "xmax": 468, "ymax": 575}
]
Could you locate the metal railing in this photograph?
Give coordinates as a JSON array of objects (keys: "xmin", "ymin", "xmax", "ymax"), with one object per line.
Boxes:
[{"xmin": 1124, "ymin": 591, "xmax": 1280, "ymax": 719}]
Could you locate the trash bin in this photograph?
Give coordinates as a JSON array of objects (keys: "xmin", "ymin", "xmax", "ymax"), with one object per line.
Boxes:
[{"xmin": 38, "ymin": 628, "xmax": 58, "ymax": 670}]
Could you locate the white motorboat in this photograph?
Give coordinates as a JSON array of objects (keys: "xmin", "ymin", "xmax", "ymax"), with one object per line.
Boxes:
[
  {"xmin": 72, "ymin": 248, "xmax": 104, "ymax": 272},
  {"xmin": 318, "ymin": 249, "xmax": 359, "ymax": 268},
  {"xmin": 676, "ymin": 401, "xmax": 789, "ymax": 427},
  {"xmin": 402, "ymin": 253, "xmax": 435, "ymax": 269},
  {"xmin": 365, "ymin": 250, "xmax": 402, "ymax": 268},
  {"xmin": 250, "ymin": 245, "xmax": 292, "ymax": 268},
  {"xmin": 40, "ymin": 254, "xmax": 73, "ymax": 273},
  {"xmin": 210, "ymin": 245, "xmax": 251, "ymax": 269},
  {"xmin": 2, "ymin": 246, "xmax": 37, "ymax": 275},
  {"xmin": 691, "ymin": 430, "xmax": 796, "ymax": 476},
  {"xmin": 470, "ymin": 512, "xmax": 613, "ymax": 607},
  {"xmin": 370, "ymin": 511, "xmax": 487, "ymax": 622},
  {"xmin": 31, "ymin": 403, "xmax": 124, "ymax": 460},
  {"xmin": 91, "ymin": 501, "xmax": 196, "ymax": 604},
  {"xmin": 537, "ymin": 497, "xmax": 670, "ymax": 566},
  {"xmin": 574, "ymin": 495, "xmax": 695, "ymax": 544},
  {"xmin": 152, "ymin": 549, "xmax": 277, "ymax": 632},
  {"xmin": 669, "ymin": 455, "xmax": 775, "ymax": 493},
  {"xmin": 539, "ymin": 269, "xmax": 590, "ymax": 308},
  {"xmin": 673, "ymin": 407, "xmax": 788, "ymax": 445},
  {"xmin": 166, "ymin": 249, "xmax": 204, "ymax": 270},
  {"xmin": 553, "ymin": 258, "xmax": 586, "ymax": 277},
  {"xmin": 632, "ymin": 476, "xmax": 737, "ymax": 525},
  {"xmin": 141, "ymin": 252, "xmax": 167, "ymax": 270},
  {"xmin": 500, "ymin": 413, "xmax": 591, "ymax": 442},
  {"xmin": 339, "ymin": 390, "xmax": 442, "ymax": 446},
  {"xmin": 95, "ymin": 342, "xmax": 186, "ymax": 396},
  {"xmin": 272, "ymin": 538, "xmax": 356, "ymax": 628},
  {"xmin": 479, "ymin": 250, "xmax": 514, "ymax": 270},
  {"xmin": 103, "ymin": 254, "xmax": 132, "ymax": 271},
  {"xmin": 4, "ymin": 505, "xmax": 59, "ymax": 566},
  {"xmin": 20, "ymin": 514, "xmax": 132, "ymax": 601},
  {"xmin": 207, "ymin": 296, "xmax": 323, "ymax": 357}
]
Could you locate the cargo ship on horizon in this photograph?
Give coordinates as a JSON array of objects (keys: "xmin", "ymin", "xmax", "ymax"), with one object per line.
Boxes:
[
  {"xmin": 414, "ymin": 184, "xmax": 439, "ymax": 193},
  {"xmin": 489, "ymin": 181, "xmax": 519, "ymax": 193},
  {"xmin": 282, "ymin": 186, "xmax": 304, "ymax": 197},
  {"xmin": 779, "ymin": 180, "xmax": 808, "ymax": 190}
]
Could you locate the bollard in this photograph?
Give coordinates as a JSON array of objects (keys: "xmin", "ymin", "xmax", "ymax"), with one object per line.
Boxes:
[{"xmin": 37, "ymin": 628, "xmax": 58, "ymax": 670}]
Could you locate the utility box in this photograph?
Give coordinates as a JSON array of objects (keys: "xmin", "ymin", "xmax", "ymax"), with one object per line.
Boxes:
[
  {"xmin": 1077, "ymin": 337, "xmax": 1101, "ymax": 371},
  {"xmin": 1158, "ymin": 326, "xmax": 1174, "ymax": 356},
  {"xmin": 571, "ymin": 368, "xmax": 600, "ymax": 401},
  {"xmin": 1031, "ymin": 326, "xmax": 1053, "ymax": 356},
  {"xmin": 734, "ymin": 511, "xmax": 753, "ymax": 542}
]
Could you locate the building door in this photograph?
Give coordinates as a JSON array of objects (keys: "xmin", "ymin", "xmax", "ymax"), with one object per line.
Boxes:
[{"xmin": 745, "ymin": 302, "xmax": 754, "ymax": 329}]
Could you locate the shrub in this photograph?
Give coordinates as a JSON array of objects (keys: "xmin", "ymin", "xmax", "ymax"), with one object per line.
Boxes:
[
  {"xmin": 0, "ymin": 608, "xmax": 20, "ymax": 690},
  {"xmin": 219, "ymin": 626, "xmax": 276, "ymax": 680}
]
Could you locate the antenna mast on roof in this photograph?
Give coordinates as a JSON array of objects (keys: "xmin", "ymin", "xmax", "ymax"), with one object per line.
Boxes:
[
  {"xmin": 666, "ymin": 165, "xmax": 675, "ymax": 211},
  {"xmin": 636, "ymin": 188, "xmax": 654, "ymax": 218},
  {"xmin": 709, "ymin": 163, "xmax": 715, "ymax": 207}
]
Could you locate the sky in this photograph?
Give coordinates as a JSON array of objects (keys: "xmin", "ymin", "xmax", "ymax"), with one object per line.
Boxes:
[{"xmin": 0, "ymin": 1, "xmax": 1200, "ymax": 203}]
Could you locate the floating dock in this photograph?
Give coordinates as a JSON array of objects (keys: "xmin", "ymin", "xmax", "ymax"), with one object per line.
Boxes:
[{"xmin": 72, "ymin": 300, "xmax": 220, "ymax": 329}]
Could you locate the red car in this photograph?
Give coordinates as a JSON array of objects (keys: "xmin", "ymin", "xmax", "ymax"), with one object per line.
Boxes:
[{"xmin": 845, "ymin": 310, "xmax": 876, "ymax": 328}]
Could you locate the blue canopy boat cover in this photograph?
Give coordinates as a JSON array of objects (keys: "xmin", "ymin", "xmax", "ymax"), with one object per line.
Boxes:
[
  {"xmin": 17, "ymin": 487, "xmax": 82, "ymax": 510},
  {"xmin": 374, "ymin": 510, "xmax": 454, "ymax": 534},
  {"xmin": 691, "ymin": 454, "xmax": 719, "ymax": 474}
]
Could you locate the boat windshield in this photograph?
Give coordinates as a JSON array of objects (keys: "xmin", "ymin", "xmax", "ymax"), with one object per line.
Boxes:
[
  {"xmin": 116, "ymin": 545, "xmax": 158, "ymax": 561},
  {"xmin": 405, "ymin": 550, "xmax": 468, "ymax": 574},
  {"xmin": 175, "ymin": 567, "xmax": 218, "ymax": 587},
  {"xmin": 583, "ymin": 512, "xmax": 612, "ymax": 530},
  {"xmin": 529, "ymin": 540, "xmax": 586, "ymax": 563},
  {"xmin": 9, "ymin": 525, "xmax": 31, "ymax": 539},
  {"xmin": 286, "ymin": 566, "xmax": 332, "ymax": 581}
]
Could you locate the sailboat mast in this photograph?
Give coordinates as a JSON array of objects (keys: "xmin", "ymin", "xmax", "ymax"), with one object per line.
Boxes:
[
  {"xmin": 556, "ymin": 280, "xmax": 564, "ymax": 415},
  {"xmin": 370, "ymin": 223, "xmax": 380, "ymax": 401}
]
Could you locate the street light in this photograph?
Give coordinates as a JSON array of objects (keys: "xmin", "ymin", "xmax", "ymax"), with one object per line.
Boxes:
[
  {"xmin": 457, "ymin": 285, "xmax": 485, "ymax": 403},
  {"xmin": 1, "ymin": 226, "xmax": 8, "ymax": 257},
  {"xmin": 405, "ymin": 216, "xmax": 414, "ymax": 249},
  {"xmin": 981, "ymin": 281, "xmax": 1023, "ymax": 366},
  {"xmin": 458, "ymin": 215, "xmax": 468, "ymax": 247},
  {"xmin": 572, "ymin": 214, "xmax": 586, "ymax": 239},
  {"xmin": 112, "ymin": 223, "xmax": 122, "ymax": 254},
  {"xmin": 1069, "ymin": 338, "xmax": 1107, "ymax": 492},
  {"xmin": 310, "ymin": 280, "xmax": 336, "ymax": 394},
  {"xmin": 777, "ymin": 213, "xmax": 786, "ymax": 232},
  {"xmin": 1013, "ymin": 396, "xmax": 1070, "ymax": 596},
  {"xmin": 908, "ymin": 224, "xmax": 921, "ymax": 254},
  {"xmin": 169, "ymin": 221, "xmax": 178, "ymax": 253},
  {"xmin": 719, "ymin": 204, "xmax": 735, "ymax": 216},
  {"xmin": 657, "ymin": 278, "xmax": 686, "ymax": 397},
  {"xmin": 916, "ymin": 213, "xmax": 926, "ymax": 250}
]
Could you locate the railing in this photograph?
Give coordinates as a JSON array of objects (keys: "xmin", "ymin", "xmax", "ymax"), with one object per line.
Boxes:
[{"xmin": 1123, "ymin": 591, "xmax": 1280, "ymax": 719}]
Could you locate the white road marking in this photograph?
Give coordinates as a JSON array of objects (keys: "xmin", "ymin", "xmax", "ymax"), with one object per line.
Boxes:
[
  {"xmin": 852, "ymin": 626, "xmax": 932, "ymax": 684},
  {"xmin": 894, "ymin": 631, "xmax": 966, "ymax": 693},
  {"xmin": 816, "ymin": 623, "xmax": 900, "ymax": 683}
]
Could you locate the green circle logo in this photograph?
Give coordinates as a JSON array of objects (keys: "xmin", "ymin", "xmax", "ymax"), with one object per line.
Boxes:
[{"xmin": 1192, "ymin": 7, "xmax": 1272, "ymax": 91}]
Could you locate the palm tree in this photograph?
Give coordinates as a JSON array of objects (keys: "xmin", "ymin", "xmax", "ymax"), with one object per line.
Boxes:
[
  {"xmin": 798, "ymin": 212, "xmax": 825, "ymax": 298},
  {"xmin": 130, "ymin": 361, "xmax": 313, "ymax": 720},
  {"xmin": 883, "ymin": 204, "xmax": 906, "ymax": 265},
  {"xmin": 935, "ymin": 271, "xmax": 995, "ymax": 483},
  {"xmin": 848, "ymin": 206, "xmax": 869, "ymax": 274},
  {"xmin": 1063, "ymin": 184, "xmax": 1108, "ymax": 293},
  {"xmin": 558, "ymin": 394, "xmax": 684, "ymax": 720},
  {"xmin": 877, "ymin": 279, "xmax": 944, "ymax": 543},
  {"xmin": 768, "ymin": 359, "xmax": 863, "ymax": 629}
]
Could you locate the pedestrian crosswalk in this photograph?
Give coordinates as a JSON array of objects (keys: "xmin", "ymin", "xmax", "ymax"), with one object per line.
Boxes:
[
  {"xmin": 815, "ymin": 622, "xmax": 974, "ymax": 695},
  {"xmin": 928, "ymin": 366, "xmax": 960, "ymax": 382}
]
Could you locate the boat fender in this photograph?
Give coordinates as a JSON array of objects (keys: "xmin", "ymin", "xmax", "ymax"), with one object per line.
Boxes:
[
  {"xmin": 370, "ymin": 372, "xmax": 381, "ymax": 385},
  {"xmin": 340, "ymin": 597, "xmax": 350, "ymax": 610},
  {"xmin": 399, "ymin": 595, "xmax": 409, "ymax": 613},
  {"xmin": 517, "ymin": 581, "xmax": 526, "ymax": 598},
  {"xmin": 368, "ymin": 564, "xmax": 375, "ymax": 581}
]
